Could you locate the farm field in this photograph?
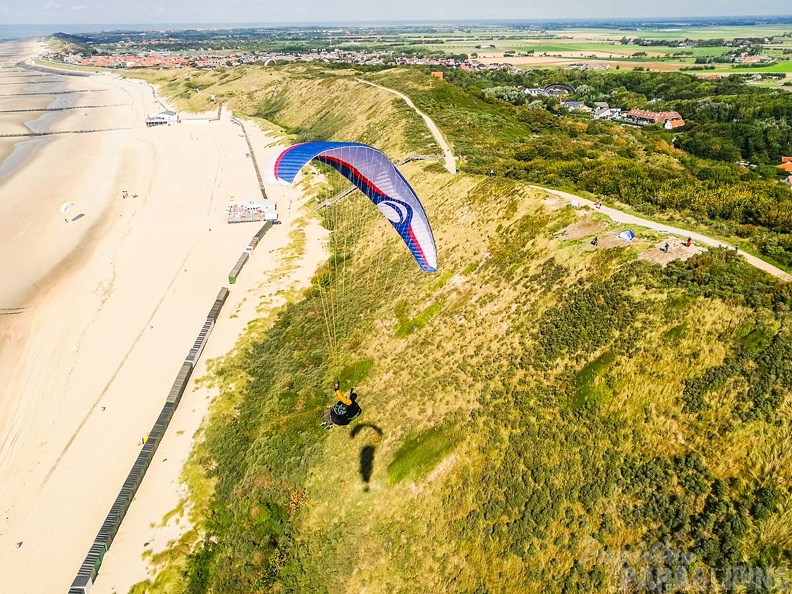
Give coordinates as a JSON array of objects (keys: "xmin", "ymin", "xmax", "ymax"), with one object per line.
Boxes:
[{"xmin": 418, "ymin": 25, "xmax": 792, "ymax": 73}]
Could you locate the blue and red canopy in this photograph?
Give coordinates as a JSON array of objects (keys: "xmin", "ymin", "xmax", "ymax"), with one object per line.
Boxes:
[{"xmin": 270, "ymin": 141, "xmax": 437, "ymax": 272}]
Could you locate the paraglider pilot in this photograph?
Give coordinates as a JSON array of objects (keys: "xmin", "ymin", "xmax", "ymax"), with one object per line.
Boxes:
[{"xmin": 321, "ymin": 381, "xmax": 362, "ymax": 430}]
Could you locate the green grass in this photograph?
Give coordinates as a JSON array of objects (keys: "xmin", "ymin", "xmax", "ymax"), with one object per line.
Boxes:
[
  {"xmin": 337, "ymin": 358, "xmax": 374, "ymax": 390},
  {"xmin": 386, "ymin": 424, "xmax": 459, "ymax": 484},
  {"xmin": 729, "ymin": 62, "xmax": 792, "ymax": 73},
  {"xmin": 571, "ymin": 350, "xmax": 616, "ymax": 411},
  {"xmin": 395, "ymin": 301, "xmax": 443, "ymax": 338}
]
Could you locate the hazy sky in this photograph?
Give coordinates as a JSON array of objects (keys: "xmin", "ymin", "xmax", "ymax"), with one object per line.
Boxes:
[{"xmin": 0, "ymin": 0, "xmax": 790, "ymax": 25}]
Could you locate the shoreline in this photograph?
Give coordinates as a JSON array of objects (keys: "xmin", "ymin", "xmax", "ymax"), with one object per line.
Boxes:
[{"xmin": 0, "ymin": 40, "xmax": 76, "ymax": 183}]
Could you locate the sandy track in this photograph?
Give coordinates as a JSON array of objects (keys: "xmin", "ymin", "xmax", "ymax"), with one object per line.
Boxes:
[
  {"xmin": 533, "ymin": 186, "xmax": 791, "ymax": 282},
  {"xmin": 356, "ymin": 78, "xmax": 457, "ymax": 174}
]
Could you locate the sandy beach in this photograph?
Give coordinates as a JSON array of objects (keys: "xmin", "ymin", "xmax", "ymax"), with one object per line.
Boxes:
[{"xmin": 0, "ymin": 39, "xmax": 326, "ymax": 593}]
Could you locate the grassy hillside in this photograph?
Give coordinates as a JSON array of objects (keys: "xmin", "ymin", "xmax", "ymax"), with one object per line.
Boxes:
[
  {"xmin": 130, "ymin": 65, "xmax": 437, "ymax": 159},
  {"xmin": 132, "ymin": 65, "xmax": 792, "ymax": 594},
  {"xmin": 364, "ymin": 68, "xmax": 792, "ymax": 272}
]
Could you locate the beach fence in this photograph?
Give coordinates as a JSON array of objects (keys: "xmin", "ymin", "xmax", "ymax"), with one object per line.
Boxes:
[
  {"xmin": 229, "ymin": 221, "xmax": 272, "ymax": 284},
  {"xmin": 68, "ymin": 223, "xmax": 269, "ymax": 593},
  {"xmin": 68, "ymin": 288, "xmax": 229, "ymax": 594}
]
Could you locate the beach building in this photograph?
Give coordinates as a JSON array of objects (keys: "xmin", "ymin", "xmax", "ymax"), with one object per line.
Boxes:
[
  {"xmin": 145, "ymin": 110, "xmax": 179, "ymax": 127},
  {"xmin": 226, "ymin": 199, "xmax": 278, "ymax": 223}
]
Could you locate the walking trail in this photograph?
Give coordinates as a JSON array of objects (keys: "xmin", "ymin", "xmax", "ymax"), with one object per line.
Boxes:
[
  {"xmin": 356, "ymin": 78, "xmax": 457, "ymax": 175},
  {"xmin": 362, "ymin": 78, "xmax": 790, "ymax": 283}
]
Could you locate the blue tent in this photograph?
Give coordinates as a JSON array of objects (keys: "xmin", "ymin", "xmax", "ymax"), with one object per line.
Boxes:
[{"xmin": 618, "ymin": 230, "xmax": 635, "ymax": 242}]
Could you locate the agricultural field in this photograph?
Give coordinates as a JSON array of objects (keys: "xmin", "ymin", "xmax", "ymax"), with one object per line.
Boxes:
[{"xmin": 422, "ymin": 25, "xmax": 792, "ymax": 73}]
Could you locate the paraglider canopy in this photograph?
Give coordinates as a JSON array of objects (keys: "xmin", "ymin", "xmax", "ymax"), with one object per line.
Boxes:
[
  {"xmin": 270, "ymin": 142, "xmax": 437, "ymax": 272},
  {"xmin": 60, "ymin": 201, "xmax": 75, "ymax": 214}
]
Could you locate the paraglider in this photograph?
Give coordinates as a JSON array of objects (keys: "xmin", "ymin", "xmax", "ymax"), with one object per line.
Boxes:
[
  {"xmin": 270, "ymin": 142, "xmax": 437, "ymax": 412},
  {"xmin": 320, "ymin": 380, "xmax": 362, "ymax": 430},
  {"xmin": 270, "ymin": 142, "xmax": 437, "ymax": 272},
  {"xmin": 60, "ymin": 201, "xmax": 75, "ymax": 223}
]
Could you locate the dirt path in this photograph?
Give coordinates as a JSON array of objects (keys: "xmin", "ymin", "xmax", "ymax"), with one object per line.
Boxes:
[
  {"xmin": 355, "ymin": 78, "xmax": 457, "ymax": 175},
  {"xmin": 358, "ymin": 80, "xmax": 790, "ymax": 283},
  {"xmin": 534, "ymin": 186, "xmax": 791, "ymax": 282}
]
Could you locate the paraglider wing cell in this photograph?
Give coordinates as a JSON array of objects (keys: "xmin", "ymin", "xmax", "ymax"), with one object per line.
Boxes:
[{"xmin": 272, "ymin": 142, "xmax": 437, "ymax": 272}]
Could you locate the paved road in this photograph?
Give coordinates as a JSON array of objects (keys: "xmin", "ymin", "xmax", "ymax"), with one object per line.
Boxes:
[
  {"xmin": 361, "ymin": 78, "xmax": 790, "ymax": 283},
  {"xmin": 356, "ymin": 78, "xmax": 457, "ymax": 175}
]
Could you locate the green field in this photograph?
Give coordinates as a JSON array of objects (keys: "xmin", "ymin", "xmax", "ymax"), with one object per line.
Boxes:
[{"xmin": 729, "ymin": 62, "xmax": 792, "ymax": 73}]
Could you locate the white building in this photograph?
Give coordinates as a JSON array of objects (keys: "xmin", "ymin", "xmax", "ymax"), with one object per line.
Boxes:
[{"xmin": 145, "ymin": 110, "xmax": 179, "ymax": 127}]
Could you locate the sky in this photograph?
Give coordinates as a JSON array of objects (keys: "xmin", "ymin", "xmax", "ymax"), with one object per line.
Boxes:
[{"xmin": 0, "ymin": 0, "xmax": 790, "ymax": 26}]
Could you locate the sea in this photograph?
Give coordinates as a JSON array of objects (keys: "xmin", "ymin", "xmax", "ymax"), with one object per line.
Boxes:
[
  {"xmin": 0, "ymin": 23, "xmax": 254, "ymax": 41},
  {"xmin": 0, "ymin": 37, "xmax": 75, "ymax": 181}
]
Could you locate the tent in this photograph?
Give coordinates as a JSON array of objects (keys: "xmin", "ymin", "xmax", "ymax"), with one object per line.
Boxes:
[{"xmin": 618, "ymin": 230, "xmax": 635, "ymax": 242}]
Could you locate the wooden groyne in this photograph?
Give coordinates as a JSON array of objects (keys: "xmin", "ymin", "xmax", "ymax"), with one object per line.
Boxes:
[
  {"xmin": 0, "ymin": 104, "xmax": 128, "ymax": 114},
  {"xmin": 16, "ymin": 60, "xmax": 90, "ymax": 77},
  {"xmin": 68, "ymin": 221, "xmax": 276, "ymax": 593},
  {"xmin": 0, "ymin": 127, "xmax": 131, "ymax": 139},
  {"xmin": 0, "ymin": 89, "xmax": 104, "ymax": 97},
  {"xmin": 0, "ymin": 80, "xmax": 62, "ymax": 86}
]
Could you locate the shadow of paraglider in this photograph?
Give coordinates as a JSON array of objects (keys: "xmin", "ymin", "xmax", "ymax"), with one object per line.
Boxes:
[
  {"xmin": 71, "ymin": 213, "xmax": 85, "ymax": 222},
  {"xmin": 350, "ymin": 423, "xmax": 383, "ymax": 492}
]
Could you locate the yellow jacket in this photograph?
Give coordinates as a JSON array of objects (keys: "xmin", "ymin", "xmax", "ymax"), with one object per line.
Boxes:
[{"xmin": 335, "ymin": 388, "xmax": 352, "ymax": 405}]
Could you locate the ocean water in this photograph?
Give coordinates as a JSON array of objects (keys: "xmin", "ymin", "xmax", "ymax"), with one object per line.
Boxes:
[
  {"xmin": 0, "ymin": 41, "xmax": 69, "ymax": 181},
  {"xmin": 0, "ymin": 23, "xmax": 253, "ymax": 41},
  {"xmin": 0, "ymin": 25, "xmax": 99, "ymax": 41}
]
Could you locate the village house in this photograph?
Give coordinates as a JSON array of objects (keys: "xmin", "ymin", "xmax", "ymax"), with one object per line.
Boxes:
[
  {"xmin": 626, "ymin": 109, "xmax": 685, "ymax": 129},
  {"xmin": 562, "ymin": 101, "xmax": 590, "ymax": 113},
  {"xmin": 776, "ymin": 160, "xmax": 792, "ymax": 174}
]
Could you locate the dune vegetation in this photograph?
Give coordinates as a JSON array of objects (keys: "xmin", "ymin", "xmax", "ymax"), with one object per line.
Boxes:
[{"xmin": 130, "ymin": 65, "xmax": 792, "ymax": 593}]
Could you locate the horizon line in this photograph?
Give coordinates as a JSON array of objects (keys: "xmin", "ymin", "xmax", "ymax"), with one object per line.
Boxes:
[{"xmin": 3, "ymin": 15, "xmax": 792, "ymax": 29}]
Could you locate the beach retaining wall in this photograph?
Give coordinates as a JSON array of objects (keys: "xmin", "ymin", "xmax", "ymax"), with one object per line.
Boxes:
[
  {"xmin": 229, "ymin": 221, "xmax": 272, "ymax": 283},
  {"xmin": 68, "ymin": 222, "xmax": 272, "ymax": 592}
]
